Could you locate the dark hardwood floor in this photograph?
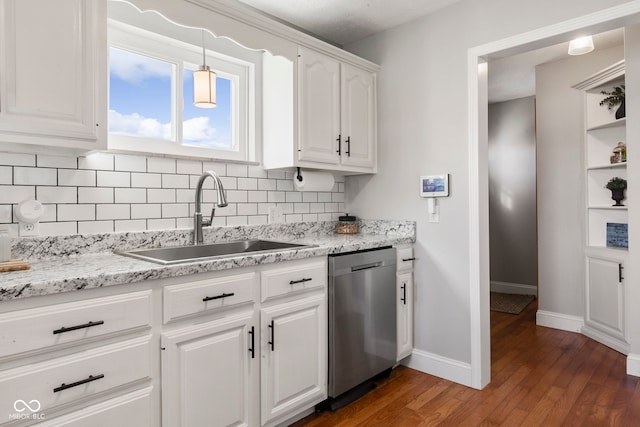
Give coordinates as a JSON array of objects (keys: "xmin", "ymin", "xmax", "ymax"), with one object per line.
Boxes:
[{"xmin": 292, "ymin": 300, "xmax": 640, "ymax": 426}]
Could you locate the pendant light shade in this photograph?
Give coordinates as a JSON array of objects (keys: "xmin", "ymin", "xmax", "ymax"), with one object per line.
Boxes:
[
  {"xmin": 194, "ymin": 31, "xmax": 216, "ymax": 108},
  {"xmin": 568, "ymin": 36, "xmax": 594, "ymax": 56}
]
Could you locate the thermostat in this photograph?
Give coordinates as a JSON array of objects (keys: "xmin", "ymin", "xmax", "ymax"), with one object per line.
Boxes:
[{"xmin": 420, "ymin": 174, "xmax": 449, "ymax": 197}]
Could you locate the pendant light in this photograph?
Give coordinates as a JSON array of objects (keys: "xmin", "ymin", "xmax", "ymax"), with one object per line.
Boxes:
[
  {"xmin": 194, "ymin": 30, "xmax": 217, "ymax": 108},
  {"xmin": 568, "ymin": 36, "xmax": 594, "ymax": 56}
]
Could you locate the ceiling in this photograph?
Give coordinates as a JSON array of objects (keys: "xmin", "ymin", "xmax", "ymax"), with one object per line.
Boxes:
[
  {"xmin": 234, "ymin": 0, "xmax": 623, "ymax": 103},
  {"xmin": 236, "ymin": 0, "xmax": 463, "ymax": 46}
]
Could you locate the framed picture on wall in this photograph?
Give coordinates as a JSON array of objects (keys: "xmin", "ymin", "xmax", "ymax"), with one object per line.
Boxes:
[{"xmin": 420, "ymin": 174, "xmax": 449, "ymax": 197}]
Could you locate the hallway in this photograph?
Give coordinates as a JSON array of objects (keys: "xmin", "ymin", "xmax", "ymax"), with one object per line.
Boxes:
[{"xmin": 294, "ymin": 301, "xmax": 640, "ymax": 426}]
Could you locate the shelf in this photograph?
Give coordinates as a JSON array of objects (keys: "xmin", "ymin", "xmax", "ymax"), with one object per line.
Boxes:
[
  {"xmin": 587, "ymin": 118, "xmax": 626, "ymax": 131},
  {"xmin": 587, "ymin": 162, "xmax": 627, "ymax": 171},
  {"xmin": 588, "ymin": 205, "xmax": 628, "ymax": 211},
  {"xmin": 585, "ymin": 245, "xmax": 628, "ymax": 257}
]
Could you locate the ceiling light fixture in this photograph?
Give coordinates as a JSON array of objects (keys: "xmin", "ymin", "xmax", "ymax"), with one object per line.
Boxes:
[
  {"xmin": 194, "ymin": 30, "xmax": 217, "ymax": 108},
  {"xmin": 568, "ymin": 36, "xmax": 594, "ymax": 56}
]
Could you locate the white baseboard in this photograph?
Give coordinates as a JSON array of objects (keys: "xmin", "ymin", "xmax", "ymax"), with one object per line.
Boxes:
[
  {"xmin": 402, "ymin": 348, "xmax": 473, "ymax": 388},
  {"xmin": 490, "ymin": 280, "xmax": 537, "ymax": 296},
  {"xmin": 627, "ymin": 353, "xmax": 640, "ymax": 377},
  {"xmin": 536, "ymin": 310, "xmax": 583, "ymax": 332}
]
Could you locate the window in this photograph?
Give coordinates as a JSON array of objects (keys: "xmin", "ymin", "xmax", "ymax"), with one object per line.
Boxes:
[{"xmin": 107, "ymin": 17, "xmax": 259, "ymax": 162}]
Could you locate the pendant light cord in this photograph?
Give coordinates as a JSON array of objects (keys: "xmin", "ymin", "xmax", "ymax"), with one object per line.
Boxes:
[{"xmin": 201, "ymin": 30, "xmax": 206, "ymax": 67}]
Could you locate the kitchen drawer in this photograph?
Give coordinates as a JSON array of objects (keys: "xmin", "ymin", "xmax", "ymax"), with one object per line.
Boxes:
[
  {"xmin": 38, "ymin": 387, "xmax": 153, "ymax": 426},
  {"xmin": 261, "ymin": 259, "xmax": 327, "ymax": 302},
  {"xmin": 163, "ymin": 272, "xmax": 257, "ymax": 323},
  {"xmin": 0, "ymin": 291, "xmax": 152, "ymax": 359},
  {"xmin": 0, "ymin": 336, "xmax": 151, "ymax": 418},
  {"xmin": 396, "ymin": 245, "xmax": 415, "ymax": 272}
]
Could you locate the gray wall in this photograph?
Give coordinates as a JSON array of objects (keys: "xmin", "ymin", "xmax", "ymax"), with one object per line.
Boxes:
[
  {"xmin": 344, "ymin": 0, "xmax": 632, "ymax": 366},
  {"xmin": 488, "ymin": 97, "xmax": 537, "ymax": 289},
  {"xmin": 536, "ymin": 45, "xmax": 624, "ymax": 317}
]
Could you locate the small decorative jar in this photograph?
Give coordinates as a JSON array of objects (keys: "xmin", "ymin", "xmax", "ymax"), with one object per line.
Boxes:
[
  {"xmin": 611, "ymin": 142, "xmax": 626, "ymax": 163},
  {"xmin": 336, "ymin": 214, "xmax": 358, "ymax": 234}
]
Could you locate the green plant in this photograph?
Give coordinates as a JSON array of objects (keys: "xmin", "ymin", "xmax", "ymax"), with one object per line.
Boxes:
[
  {"xmin": 605, "ymin": 177, "xmax": 627, "ymax": 190},
  {"xmin": 600, "ymin": 85, "xmax": 625, "ymax": 110}
]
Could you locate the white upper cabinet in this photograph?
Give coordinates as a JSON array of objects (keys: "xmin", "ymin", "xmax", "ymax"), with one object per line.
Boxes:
[{"xmin": 0, "ymin": 0, "xmax": 106, "ymax": 153}]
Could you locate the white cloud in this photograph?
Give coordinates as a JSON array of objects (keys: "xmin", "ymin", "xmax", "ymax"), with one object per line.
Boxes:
[
  {"xmin": 109, "ymin": 109, "xmax": 171, "ymax": 140},
  {"xmin": 109, "ymin": 47, "xmax": 172, "ymax": 85},
  {"xmin": 183, "ymin": 116, "xmax": 230, "ymax": 149}
]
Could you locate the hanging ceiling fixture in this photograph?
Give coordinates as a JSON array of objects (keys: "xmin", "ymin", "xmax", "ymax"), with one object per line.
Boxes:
[
  {"xmin": 568, "ymin": 36, "xmax": 594, "ymax": 56},
  {"xmin": 194, "ymin": 30, "xmax": 217, "ymax": 108}
]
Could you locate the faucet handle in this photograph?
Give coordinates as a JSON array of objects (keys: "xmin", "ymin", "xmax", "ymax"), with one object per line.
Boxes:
[{"xmin": 202, "ymin": 208, "xmax": 215, "ymax": 227}]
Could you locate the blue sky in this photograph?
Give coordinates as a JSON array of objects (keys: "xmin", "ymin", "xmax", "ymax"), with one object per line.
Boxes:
[{"xmin": 109, "ymin": 47, "xmax": 232, "ymax": 148}]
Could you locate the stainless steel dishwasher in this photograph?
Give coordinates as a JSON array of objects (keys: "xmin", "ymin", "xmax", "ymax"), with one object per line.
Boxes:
[{"xmin": 327, "ymin": 246, "xmax": 397, "ymax": 408}]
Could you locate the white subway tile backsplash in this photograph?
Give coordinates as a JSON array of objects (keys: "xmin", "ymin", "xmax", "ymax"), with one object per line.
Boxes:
[
  {"xmin": 162, "ymin": 203, "xmax": 189, "ymax": 218},
  {"xmin": 148, "ymin": 218, "xmax": 176, "ymax": 230},
  {"xmin": 0, "ymin": 153, "xmax": 35, "ymax": 167},
  {"xmin": 226, "ymin": 216, "xmax": 248, "ymax": 226},
  {"xmin": 318, "ymin": 213, "xmax": 335, "ymax": 222},
  {"xmin": 131, "ymin": 204, "xmax": 161, "ymax": 219},
  {"xmin": 302, "ymin": 213, "xmax": 318, "ymax": 222},
  {"xmin": 318, "ymin": 192, "xmax": 332, "ymax": 202},
  {"xmin": 279, "ymin": 203, "xmax": 294, "ymax": 214},
  {"xmin": 247, "ymin": 191, "xmax": 267, "ymax": 203},
  {"xmin": 0, "ymin": 167, "xmax": 11, "ymax": 185},
  {"xmin": 302, "ymin": 193, "xmax": 318, "ymax": 203},
  {"xmin": 325, "ymin": 202, "xmax": 338, "ymax": 212},
  {"xmin": 59, "ymin": 169, "xmax": 96, "ymax": 187},
  {"xmin": 294, "ymin": 203, "xmax": 310, "ymax": 214},
  {"xmin": 162, "ymin": 174, "xmax": 190, "ymax": 189},
  {"xmin": 78, "ymin": 221, "xmax": 114, "ymax": 234},
  {"xmin": 2, "ymin": 186, "xmax": 35, "ymax": 203},
  {"xmin": 176, "ymin": 189, "xmax": 192, "ymax": 203},
  {"xmin": 285, "ymin": 192, "xmax": 302, "ymax": 203},
  {"xmin": 267, "ymin": 170, "xmax": 286, "ymax": 180},
  {"xmin": 97, "ymin": 171, "xmax": 130, "ymax": 188},
  {"xmin": 211, "ymin": 216, "xmax": 227, "ymax": 227},
  {"xmin": 41, "ymin": 205, "xmax": 57, "ymax": 222},
  {"xmin": 115, "ymin": 219, "xmax": 146, "ymax": 232},
  {"xmin": 225, "ymin": 190, "xmax": 248, "ymax": 203},
  {"xmin": 257, "ymin": 203, "xmax": 276, "ymax": 215},
  {"xmin": 267, "ymin": 191, "xmax": 285, "ymax": 203},
  {"xmin": 14, "ymin": 167, "xmax": 57, "ymax": 185},
  {"xmin": 176, "ymin": 217, "xmax": 192, "ymax": 229},
  {"xmin": 177, "ymin": 159, "xmax": 203, "ymax": 175},
  {"xmin": 248, "ymin": 165, "xmax": 268, "ymax": 178},
  {"xmin": 237, "ymin": 178, "xmax": 258, "ymax": 191},
  {"xmin": 132, "ymin": 173, "xmax": 161, "ymax": 188},
  {"xmin": 148, "ymin": 189, "xmax": 176, "ymax": 203},
  {"xmin": 309, "ymin": 203, "xmax": 325, "ymax": 213},
  {"xmin": 227, "ymin": 163, "xmax": 248, "ymax": 177},
  {"xmin": 248, "ymin": 215, "xmax": 268, "ymax": 225},
  {"xmin": 97, "ymin": 204, "xmax": 130, "ymax": 220},
  {"xmin": 79, "ymin": 152, "xmax": 115, "ymax": 171},
  {"xmin": 58, "ymin": 204, "xmax": 95, "ymax": 221},
  {"xmin": 115, "ymin": 154, "xmax": 147, "ymax": 172},
  {"xmin": 148, "ymin": 157, "xmax": 176, "ymax": 174},
  {"xmin": 78, "ymin": 187, "xmax": 114, "ymax": 204},
  {"xmin": 40, "ymin": 221, "xmax": 77, "ymax": 236},
  {"xmin": 258, "ymin": 179, "xmax": 277, "ymax": 191},
  {"xmin": 202, "ymin": 161, "xmax": 226, "ymax": 176},
  {"xmin": 115, "ymin": 188, "xmax": 146, "ymax": 204},
  {"xmin": 237, "ymin": 203, "xmax": 258, "ymax": 216},
  {"xmin": 276, "ymin": 179, "xmax": 293, "ymax": 192},
  {"xmin": 285, "ymin": 214, "xmax": 302, "ymax": 223},
  {"xmin": 37, "ymin": 155, "xmax": 77, "ymax": 169},
  {"xmin": 0, "ymin": 205, "xmax": 12, "ymax": 223},
  {"xmin": 332, "ymin": 192, "xmax": 345, "ymax": 203},
  {"xmin": 37, "ymin": 186, "xmax": 77, "ymax": 204}
]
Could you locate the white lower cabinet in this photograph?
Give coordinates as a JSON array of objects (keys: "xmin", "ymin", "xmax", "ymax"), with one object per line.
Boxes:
[
  {"xmin": 260, "ymin": 294, "xmax": 326, "ymax": 425},
  {"xmin": 395, "ymin": 245, "xmax": 415, "ymax": 361},
  {"xmin": 583, "ymin": 253, "xmax": 628, "ymax": 354},
  {"xmin": 161, "ymin": 311, "xmax": 259, "ymax": 427}
]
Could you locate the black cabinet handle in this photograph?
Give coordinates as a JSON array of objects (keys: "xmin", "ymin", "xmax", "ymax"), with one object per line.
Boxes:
[
  {"xmin": 203, "ymin": 292, "xmax": 234, "ymax": 302},
  {"xmin": 268, "ymin": 320, "xmax": 275, "ymax": 351},
  {"xmin": 289, "ymin": 278, "xmax": 312, "ymax": 285},
  {"xmin": 53, "ymin": 320, "xmax": 104, "ymax": 335},
  {"xmin": 402, "ymin": 257, "xmax": 416, "ymax": 262},
  {"xmin": 401, "ymin": 283, "xmax": 407, "ymax": 304},
  {"xmin": 53, "ymin": 374, "xmax": 104, "ymax": 393},
  {"xmin": 336, "ymin": 135, "xmax": 341, "ymax": 155},
  {"xmin": 346, "ymin": 136, "xmax": 351, "ymax": 157},
  {"xmin": 248, "ymin": 326, "xmax": 255, "ymax": 359},
  {"xmin": 619, "ymin": 264, "xmax": 624, "ymax": 282}
]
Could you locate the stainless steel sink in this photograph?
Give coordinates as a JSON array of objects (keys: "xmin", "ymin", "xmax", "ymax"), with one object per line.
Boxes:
[{"xmin": 117, "ymin": 240, "xmax": 313, "ymax": 265}]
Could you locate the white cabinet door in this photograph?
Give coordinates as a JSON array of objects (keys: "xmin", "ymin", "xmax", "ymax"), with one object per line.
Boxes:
[
  {"xmin": 261, "ymin": 293, "xmax": 327, "ymax": 426},
  {"xmin": 298, "ymin": 47, "xmax": 341, "ymax": 165},
  {"xmin": 340, "ymin": 63, "xmax": 376, "ymax": 169},
  {"xmin": 0, "ymin": 0, "xmax": 106, "ymax": 151},
  {"xmin": 161, "ymin": 311, "xmax": 258, "ymax": 427},
  {"xmin": 397, "ymin": 272, "xmax": 413, "ymax": 361},
  {"xmin": 585, "ymin": 256, "xmax": 625, "ymax": 339}
]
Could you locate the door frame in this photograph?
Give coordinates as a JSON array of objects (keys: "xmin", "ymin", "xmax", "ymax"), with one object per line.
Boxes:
[{"xmin": 467, "ymin": 2, "xmax": 640, "ymax": 389}]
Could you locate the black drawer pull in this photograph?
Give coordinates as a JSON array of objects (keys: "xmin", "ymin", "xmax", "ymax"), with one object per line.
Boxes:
[
  {"xmin": 53, "ymin": 320, "xmax": 104, "ymax": 335},
  {"xmin": 248, "ymin": 326, "xmax": 255, "ymax": 359},
  {"xmin": 402, "ymin": 257, "xmax": 416, "ymax": 262},
  {"xmin": 268, "ymin": 320, "xmax": 275, "ymax": 351},
  {"xmin": 289, "ymin": 278, "xmax": 312, "ymax": 285},
  {"xmin": 619, "ymin": 264, "xmax": 624, "ymax": 282},
  {"xmin": 203, "ymin": 292, "xmax": 235, "ymax": 302},
  {"xmin": 401, "ymin": 283, "xmax": 407, "ymax": 304},
  {"xmin": 53, "ymin": 374, "xmax": 104, "ymax": 393}
]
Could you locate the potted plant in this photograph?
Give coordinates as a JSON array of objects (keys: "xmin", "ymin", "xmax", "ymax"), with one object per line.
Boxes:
[
  {"xmin": 600, "ymin": 85, "xmax": 625, "ymax": 119},
  {"xmin": 605, "ymin": 177, "xmax": 627, "ymax": 206}
]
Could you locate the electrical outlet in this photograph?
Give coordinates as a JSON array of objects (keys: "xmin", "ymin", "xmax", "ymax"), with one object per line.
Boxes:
[{"xmin": 19, "ymin": 222, "xmax": 39, "ymax": 237}]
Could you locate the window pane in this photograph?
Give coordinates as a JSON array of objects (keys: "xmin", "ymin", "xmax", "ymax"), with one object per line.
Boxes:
[
  {"xmin": 109, "ymin": 47, "xmax": 173, "ymax": 140},
  {"xmin": 182, "ymin": 70, "xmax": 233, "ymax": 150}
]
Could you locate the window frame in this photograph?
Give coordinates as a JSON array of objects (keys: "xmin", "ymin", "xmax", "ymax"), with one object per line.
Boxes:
[{"xmin": 107, "ymin": 20, "xmax": 257, "ymax": 162}]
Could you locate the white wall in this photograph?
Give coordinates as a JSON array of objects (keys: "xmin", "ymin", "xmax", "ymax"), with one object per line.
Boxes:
[
  {"xmin": 536, "ymin": 46, "xmax": 624, "ymax": 317},
  {"xmin": 488, "ymin": 97, "xmax": 537, "ymax": 289},
  {"xmin": 344, "ymin": 0, "xmax": 633, "ymax": 372}
]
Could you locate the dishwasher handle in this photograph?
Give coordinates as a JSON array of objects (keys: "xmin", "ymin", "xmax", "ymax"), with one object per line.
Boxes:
[{"xmin": 351, "ymin": 261, "xmax": 383, "ymax": 272}]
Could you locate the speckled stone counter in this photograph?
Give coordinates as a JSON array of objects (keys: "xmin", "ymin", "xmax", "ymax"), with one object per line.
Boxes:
[{"xmin": 0, "ymin": 220, "xmax": 415, "ymax": 301}]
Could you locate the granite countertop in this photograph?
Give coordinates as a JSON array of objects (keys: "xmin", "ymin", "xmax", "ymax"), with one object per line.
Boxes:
[{"xmin": 0, "ymin": 220, "xmax": 415, "ymax": 302}]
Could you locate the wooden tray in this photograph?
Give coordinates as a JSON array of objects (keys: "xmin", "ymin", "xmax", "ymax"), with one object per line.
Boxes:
[{"xmin": 0, "ymin": 259, "xmax": 31, "ymax": 272}]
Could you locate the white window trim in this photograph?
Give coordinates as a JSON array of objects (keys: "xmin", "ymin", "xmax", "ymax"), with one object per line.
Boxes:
[{"xmin": 107, "ymin": 20, "xmax": 257, "ymax": 162}]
